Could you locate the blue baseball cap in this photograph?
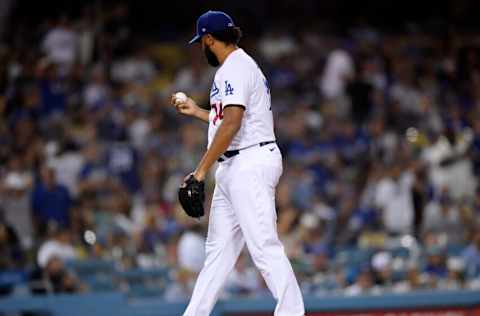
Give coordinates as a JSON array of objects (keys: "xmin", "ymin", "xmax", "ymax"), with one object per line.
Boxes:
[{"xmin": 189, "ymin": 11, "xmax": 235, "ymax": 45}]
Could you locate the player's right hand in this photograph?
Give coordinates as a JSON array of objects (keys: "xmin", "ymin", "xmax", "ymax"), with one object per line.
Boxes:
[{"xmin": 171, "ymin": 94, "xmax": 199, "ymax": 117}]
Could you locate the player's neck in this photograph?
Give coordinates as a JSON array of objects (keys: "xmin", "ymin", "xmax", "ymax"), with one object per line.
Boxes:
[{"xmin": 217, "ymin": 45, "xmax": 238, "ymax": 65}]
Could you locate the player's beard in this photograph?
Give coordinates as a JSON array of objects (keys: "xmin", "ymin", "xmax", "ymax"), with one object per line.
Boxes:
[{"xmin": 204, "ymin": 46, "xmax": 220, "ymax": 67}]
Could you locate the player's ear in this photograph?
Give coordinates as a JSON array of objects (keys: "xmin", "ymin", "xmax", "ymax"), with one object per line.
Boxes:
[{"xmin": 204, "ymin": 34, "xmax": 215, "ymax": 46}]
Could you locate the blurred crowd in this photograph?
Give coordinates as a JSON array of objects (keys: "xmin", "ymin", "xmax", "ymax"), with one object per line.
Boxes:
[{"xmin": 1, "ymin": 2, "xmax": 480, "ymax": 301}]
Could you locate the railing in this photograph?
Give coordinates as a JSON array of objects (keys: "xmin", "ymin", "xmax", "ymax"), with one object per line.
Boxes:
[{"xmin": 0, "ymin": 290, "xmax": 479, "ymax": 316}]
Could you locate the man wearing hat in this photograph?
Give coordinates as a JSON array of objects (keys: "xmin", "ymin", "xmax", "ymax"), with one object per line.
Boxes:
[{"xmin": 172, "ymin": 10, "xmax": 305, "ymax": 316}]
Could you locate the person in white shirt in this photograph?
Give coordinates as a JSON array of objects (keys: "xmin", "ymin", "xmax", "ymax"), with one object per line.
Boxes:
[
  {"xmin": 320, "ymin": 49, "xmax": 354, "ymax": 118},
  {"xmin": 177, "ymin": 226, "xmax": 206, "ymax": 273},
  {"xmin": 42, "ymin": 16, "xmax": 78, "ymax": 69},
  {"xmin": 421, "ymin": 128, "xmax": 476, "ymax": 200},
  {"xmin": 374, "ymin": 163, "xmax": 415, "ymax": 235},
  {"xmin": 320, "ymin": 49, "xmax": 354, "ymax": 99},
  {"xmin": 37, "ymin": 229, "xmax": 76, "ymax": 268},
  {"xmin": 171, "ymin": 10, "xmax": 305, "ymax": 316}
]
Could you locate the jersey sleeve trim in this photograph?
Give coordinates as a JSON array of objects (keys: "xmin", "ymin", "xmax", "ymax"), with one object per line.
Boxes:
[{"xmin": 223, "ymin": 104, "xmax": 246, "ymax": 110}]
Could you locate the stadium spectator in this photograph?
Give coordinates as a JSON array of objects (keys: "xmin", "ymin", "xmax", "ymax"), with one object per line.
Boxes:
[
  {"xmin": 344, "ymin": 268, "xmax": 381, "ymax": 296},
  {"xmin": 105, "ymin": 134, "xmax": 140, "ymax": 193},
  {"xmin": 422, "ymin": 191, "xmax": 465, "ymax": 245},
  {"xmin": 83, "ymin": 66, "xmax": 110, "ymax": 110},
  {"xmin": 31, "ymin": 166, "xmax": 72, "ymax": 234},
  {"xmin": 77, "ymin": 142, "xmax": 109, "ymax": 196},
  {"xmin": 38, "ymin": 62, "xmax": 68, "ymax": 117},
  {"xmin": 41, "ymin": 16, "xmax": 78, "ymax": 70},
  {"xmin": 0, "ymin": 209, "xmax": 25, "ymax": 269},
  {"xmin": 0, "ymin": 157, "xmax": 34, "ymax": 248},
  {"xmin": 177, "ymin": 223, "xmax": 206, "ymax": 273},
  {"xmin": 30, "ymin": 256, "xmax": 84, "ymax": 294},
  {"xmin": 438, "ymin": 256, "xmax": 466, "ymax": 290},
  {"xmin": 393, "ymin": 264, "xmax": 429, "ymax": 293},
  {"xmin": 463, "ymin": 230, "xmax": 480, "ymax": 279},
  {"xmin": 320, "ymin": 49, "xmax": 354, "ymax": 100},
  {"xmin": 371, "ymin": 251, "xmax": 393, "ymax": 288},
  {"xmin": 138, "ymin": 212, "xmax": 163, "ymax": 255},
  {"xmin": 37, "ymin": 228, "xmax": 77, "ymax": 268},
  {"xmin": 422, "ymin": 127, "xmax": 477, "ymax": 200},
  {"xmin": 374, "ymin": 162, "xmax": 415, "ymax": 235},
  {"xmin": 46, "ymin": 138, "xmax": 84, "ymax": 198},
  {"xmin": 424, "ymin": 246, "xmax": 448, "ymax": 279}
]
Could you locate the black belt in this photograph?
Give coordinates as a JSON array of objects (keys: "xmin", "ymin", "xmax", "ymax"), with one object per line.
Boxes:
[{"xmin": 217, "ymin": 141, "xmax": 276, "ymax": 162}]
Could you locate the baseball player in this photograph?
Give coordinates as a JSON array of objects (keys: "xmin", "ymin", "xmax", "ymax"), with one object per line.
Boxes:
[{"xmin": 173, "ymin": 11, "xmax": 305, "ymax": 316}]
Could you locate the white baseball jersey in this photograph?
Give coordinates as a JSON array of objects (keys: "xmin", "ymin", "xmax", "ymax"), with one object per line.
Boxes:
[
  {"xmin": 184, "ymin": 46, "xmax": 305, "ymax": 316},
  {"xmin": 208, "ymin": 48, "xmax": 275, "ymax": 150}
]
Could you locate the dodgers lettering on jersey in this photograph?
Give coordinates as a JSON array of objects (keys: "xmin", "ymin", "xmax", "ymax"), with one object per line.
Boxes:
[{"xmin": 208, "ymin": 49, "xmax": 275, "ymax": 150}]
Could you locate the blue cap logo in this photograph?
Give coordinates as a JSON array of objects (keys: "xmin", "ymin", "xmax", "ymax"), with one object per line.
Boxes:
[{"xmin": 189, "ymin": 11, "xmax": 235, "ymax": 45}]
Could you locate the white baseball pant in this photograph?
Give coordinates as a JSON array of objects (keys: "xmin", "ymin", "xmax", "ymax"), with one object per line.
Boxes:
[{"xmin": 183, "ymin": 143, "xmax": 305, "ymax": 316}]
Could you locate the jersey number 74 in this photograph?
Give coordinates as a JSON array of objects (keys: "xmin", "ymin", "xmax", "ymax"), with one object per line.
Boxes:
[{"xmin": 212, "ymin": 102, "xmax": 223, "ymax": 125}]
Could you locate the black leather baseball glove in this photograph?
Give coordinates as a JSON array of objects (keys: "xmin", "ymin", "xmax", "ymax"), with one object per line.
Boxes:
[{"xmin": 178, "ymin": 174, "xmax": 205, "ymax": 218}]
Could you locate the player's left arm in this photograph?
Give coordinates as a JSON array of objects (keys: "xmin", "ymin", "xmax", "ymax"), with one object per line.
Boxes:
[{"xmin": 193, "ymin": 105, "xmax": 244, "ymax": 181}]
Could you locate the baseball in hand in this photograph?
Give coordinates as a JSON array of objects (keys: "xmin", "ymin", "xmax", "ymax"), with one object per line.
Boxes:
[{"xmin": 174, "ymin": 92, "xmax": 188, "ymax": 104}]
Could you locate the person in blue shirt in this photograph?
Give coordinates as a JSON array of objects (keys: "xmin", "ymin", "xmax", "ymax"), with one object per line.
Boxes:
[
  {"xmin": 106, "ymin": 137, "xmax": 140, "ymax": 194},
  {"xmin": 31, "ymin": 166, "xmax": 72, "ymax": 235},
  {"xmin": 424, "ymin": 246, "xmax": 448, "ymax": 278},
  {"xmin": 463, "ymin": 230, "xmax": 480, "ymax": 279},
  {"xmin": 38, "ymin": 63, "xmax": 67, "ymax": 117}
]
